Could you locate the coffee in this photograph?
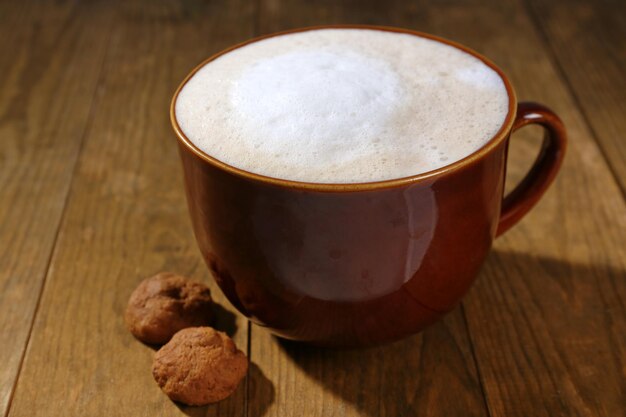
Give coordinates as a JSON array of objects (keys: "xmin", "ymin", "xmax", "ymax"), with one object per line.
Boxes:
[{"xmin": 175, "ymin": 28, "xmax": 509, "ymax": 183}]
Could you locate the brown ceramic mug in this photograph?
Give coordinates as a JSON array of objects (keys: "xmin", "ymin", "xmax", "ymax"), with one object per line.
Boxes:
[{"xmin": 171, "ymin": 25, "xmax": 567, "ymax": 347}]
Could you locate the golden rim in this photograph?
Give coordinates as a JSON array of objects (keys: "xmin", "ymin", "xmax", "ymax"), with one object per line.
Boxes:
[{"xmin": 170, "ymin": 24, "xmax": 518, "ymax": 191}]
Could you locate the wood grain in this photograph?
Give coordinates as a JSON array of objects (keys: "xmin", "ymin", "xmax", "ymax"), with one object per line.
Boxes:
[
  {"xmin": 250, "ymin": 2, "xmax": 490, "ymax": 416},
  {"xmin": 250, "ymin": 313, "xmax": 488, "ymax": 417},
  {"xmin": 525, "ymin": 0, "xmax": 626, "ymax": 193},
  {"xmin": 0, "ymin": 1, "xmax": 115, "ymax": 414},
  {"xmin": 409, "ymin": 0, "xmax": 626, "ymax": 416},
  {"xmin": 6, "ymin": 1, "xmax": 256, "ymax": 416}
]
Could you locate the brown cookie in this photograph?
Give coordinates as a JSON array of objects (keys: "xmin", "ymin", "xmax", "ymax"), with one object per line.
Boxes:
[
  {"xmin": 125, "ymin": 272, "xmax": 213, "ymax": 345},
  {"xmin": 152, "ymin": 327, "xmax": 248, "ymax": 405}
]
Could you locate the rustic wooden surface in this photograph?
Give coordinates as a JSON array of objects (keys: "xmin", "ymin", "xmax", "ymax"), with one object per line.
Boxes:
[
  {"xmin": 0, "ymin": 1, "xmax": 115, "ymax": 413},
  {"xmin": 1, "ymin": 0, "xmax": 624, "ymax": 416},
  {"xmin": 526, "ymin": 0, "xmax": 626, "ymax": 194}
]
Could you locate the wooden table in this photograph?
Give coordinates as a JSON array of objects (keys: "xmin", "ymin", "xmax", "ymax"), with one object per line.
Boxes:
[{"xmin": 1, "ymin": 0, "xmax": 624, "ymax": 416}]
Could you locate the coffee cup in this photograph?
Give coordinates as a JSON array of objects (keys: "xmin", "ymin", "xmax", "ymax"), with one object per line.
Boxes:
[{"xmin": 171, "ymin": 25, "xmax": 566, "ymax": 347}]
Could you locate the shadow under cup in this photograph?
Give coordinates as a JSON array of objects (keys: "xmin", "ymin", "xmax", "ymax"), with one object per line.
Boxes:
[{"xmin": 171, "ymin": 25, "xmax": 567, "ymax": 347}]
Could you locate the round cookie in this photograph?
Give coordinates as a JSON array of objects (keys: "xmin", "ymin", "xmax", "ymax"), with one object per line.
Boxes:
[
  {"xmin": 152, "ymin": 327, "xmax": 248, "ymax": 405},
  {"xmin": 125, "ymin": 272, "xmax": 213, "ymax": 345}
]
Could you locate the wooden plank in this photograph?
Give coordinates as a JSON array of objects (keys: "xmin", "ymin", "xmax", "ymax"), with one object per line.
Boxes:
[
  {"xmin": 405, "ymin": 0, "xmax": 625, "ymax": 416},
  {"xmin": 6, "ymin": 1, "xmax": 256, "ymax": 416},
  {"xmin": 250, "ymin": 2, "xmax": 491, "ymax": 416},
  {"xmin": 525, "ymin": 0, "xmax": 626, "ymax": 193},
  {"xmin": 250, "ymin": 313, "xmax": 488, "ymax": 417},
  {"xmin": 0, "ymin": 1, "xmax": 115, "ymax": 414}
]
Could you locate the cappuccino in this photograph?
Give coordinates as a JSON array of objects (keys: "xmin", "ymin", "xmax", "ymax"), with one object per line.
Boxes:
[{"xmin": 175, "ymin": 29, "xmax": 509, "ymax": 183}]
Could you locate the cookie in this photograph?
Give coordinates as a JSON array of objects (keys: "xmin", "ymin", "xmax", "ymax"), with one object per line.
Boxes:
[
  {"xmin": 125, "ymin": 272, "xmax": 213, "ymax": 345},
  {"xmin": 152, "ymin": 327, "xmax": 248, "ymax": 405}
]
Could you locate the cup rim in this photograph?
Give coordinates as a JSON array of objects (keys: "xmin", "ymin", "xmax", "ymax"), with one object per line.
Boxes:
[{"xmin": 170, "ymin": 24, "xmax": 518, "ymax": 191}]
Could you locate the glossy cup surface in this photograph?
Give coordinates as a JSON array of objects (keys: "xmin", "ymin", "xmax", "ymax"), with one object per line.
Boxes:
[{"xmin": 173, "ymin": 25, "xmax": 519, "ymax": 346}]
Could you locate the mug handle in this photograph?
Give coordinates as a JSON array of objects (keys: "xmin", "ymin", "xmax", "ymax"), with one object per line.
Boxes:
[{"xmin": 496, "ymin": 101, "xmax": 567, "ymax": 236}]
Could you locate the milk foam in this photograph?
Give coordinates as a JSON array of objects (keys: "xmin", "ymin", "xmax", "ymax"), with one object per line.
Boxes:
[{"xmin": 175, "ymin": 29, "xmax": 509, "ymax": 183}]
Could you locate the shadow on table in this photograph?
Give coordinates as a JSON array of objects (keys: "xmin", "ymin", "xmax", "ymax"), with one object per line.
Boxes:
[
  {"xmin": 212, "ymin": 302, "xmax": 238, "ymax": 338},
  {"xmin": 275, "ymin": 320, "xmax": 481, "ymax": 416},
  {"xmin": 246, "ymin": 362, "xmax": 276, "ymax": 416},
  {"xmin": 273, "ymin": 250, "xmax": 624, "ymax": 416}
]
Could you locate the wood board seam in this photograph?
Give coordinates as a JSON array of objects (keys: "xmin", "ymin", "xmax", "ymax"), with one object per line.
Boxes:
[
  {"xmin": 2, "ymin": 4, "xmax": 119, "ymax": 416},
  {"xmin": 522, "ymin": 0, "xmax": 626, "ymax": 201},
  {"xmin": 461, "ymin": 303, "xmax": 494, "ymax": 417}
]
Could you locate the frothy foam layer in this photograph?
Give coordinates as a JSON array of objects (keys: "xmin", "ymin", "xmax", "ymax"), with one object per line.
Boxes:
[{"xmin": 175, "ymin": 29, "xmax": 509, "ymax": 183}]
